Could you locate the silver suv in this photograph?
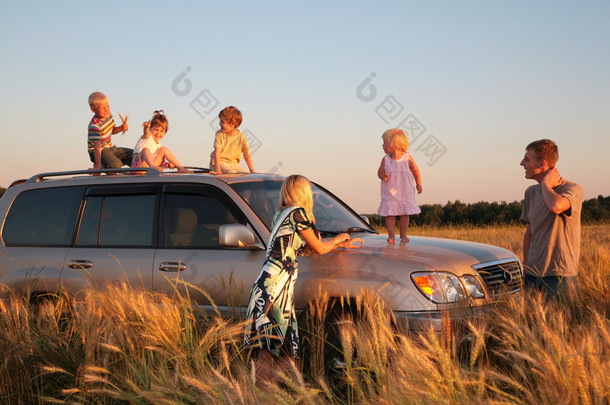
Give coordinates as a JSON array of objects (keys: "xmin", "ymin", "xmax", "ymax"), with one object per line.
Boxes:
[{"xmin": 0, "ymin": 168, "xmax": 522, "ymax": 331}]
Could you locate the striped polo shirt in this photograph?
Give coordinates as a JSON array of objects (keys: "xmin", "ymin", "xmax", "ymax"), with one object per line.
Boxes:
[{"xmin": 87, "ymin": 114, "xmax": 115, "ymax": 152}]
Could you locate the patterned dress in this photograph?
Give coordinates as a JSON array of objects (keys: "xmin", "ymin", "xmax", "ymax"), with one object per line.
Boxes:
[{"xmin": 244, "ymin": 206, "xmax": 314, "ymax": 357}]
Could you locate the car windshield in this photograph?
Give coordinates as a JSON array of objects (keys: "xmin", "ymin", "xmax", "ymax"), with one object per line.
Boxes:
[{"xmin": 230, "ymin": 180, "xmax": 376, "ymax": 237}]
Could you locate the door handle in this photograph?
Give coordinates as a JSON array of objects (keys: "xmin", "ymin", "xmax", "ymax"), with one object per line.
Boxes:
[
  {"xmin": 159, "ymin": 261, "xmax": 187, "ymax": 272},
  {"xmin": 66, "ymin": 260, "xmax": 94, "ymax": 269}
]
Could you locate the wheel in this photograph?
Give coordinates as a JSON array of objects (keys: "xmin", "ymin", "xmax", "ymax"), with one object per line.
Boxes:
[{"xmin": 299, "ymin": 297, "xmax": 358, "ymax": 399}]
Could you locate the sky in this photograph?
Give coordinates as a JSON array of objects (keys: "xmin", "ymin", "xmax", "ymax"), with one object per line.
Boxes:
[{"xmin": 1, "ymin": 0, "xmax": 608, "ymax": 213}]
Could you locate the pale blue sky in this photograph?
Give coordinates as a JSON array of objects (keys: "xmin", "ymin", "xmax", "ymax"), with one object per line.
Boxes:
[{"xmin": 1, "ymin": 1, "xmax": 608, "ymax": 213}]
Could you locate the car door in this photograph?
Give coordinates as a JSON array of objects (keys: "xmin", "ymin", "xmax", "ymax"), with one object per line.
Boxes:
[
  {"xmin": 64, "ymin": 184, "xmax": 159, "ymax": 289},
  {"xmin": 152, "ymin": 184, "xmax": 265, "ymax": 312},
  {"xmin": 0, "ymin": 185, "xmax": 85, "ymax": 293}
]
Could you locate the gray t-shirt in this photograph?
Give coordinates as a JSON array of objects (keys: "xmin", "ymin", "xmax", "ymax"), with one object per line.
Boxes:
[{"xmin": 520, "ymin": 180, "xmax": 583, "ymax": 277}]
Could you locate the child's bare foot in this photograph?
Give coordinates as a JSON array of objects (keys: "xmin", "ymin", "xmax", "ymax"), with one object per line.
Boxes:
[
  {"xmin": 400, "ymin": 236, "xmax": 410, "ymax": 243},
  {"xmin": 387, "ymin": 237, "xmax": 395, "ymax": 243}
]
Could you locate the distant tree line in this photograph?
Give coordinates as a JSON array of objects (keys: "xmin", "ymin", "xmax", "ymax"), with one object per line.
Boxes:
[{"xmin": 364, "ymin": 195, "xmax": 610, "ymax": 227}]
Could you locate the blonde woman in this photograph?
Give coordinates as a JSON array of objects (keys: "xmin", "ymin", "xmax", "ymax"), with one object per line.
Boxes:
[{"xmin": 244, "ymin": 175, "xmax": 362, "ymax": 384}]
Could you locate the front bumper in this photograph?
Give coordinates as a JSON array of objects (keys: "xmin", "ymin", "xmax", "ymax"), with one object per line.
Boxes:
[{"xmin": 393, "ymin": 306, "xmax": 489, "ymax": 333}]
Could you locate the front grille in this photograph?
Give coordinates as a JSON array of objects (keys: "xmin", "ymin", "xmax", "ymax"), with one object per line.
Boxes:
[{"xmin": 472, "ymin": 259, "xmax": 522, "ymax": 297}]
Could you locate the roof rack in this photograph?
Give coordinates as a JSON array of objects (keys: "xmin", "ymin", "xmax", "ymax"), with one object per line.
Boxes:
[
  {"xmin": 26, "ymin": 167, "xmax": 162, "ymax": 183},
  {"xmin": 25, "ymin": 166, "xmax": 212, "ymax": 183},
  {"xmin": 183, "ymin": 167, "xmax": 210, "ymax": 173}
]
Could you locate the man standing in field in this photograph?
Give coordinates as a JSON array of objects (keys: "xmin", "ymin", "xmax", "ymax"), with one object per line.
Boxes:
[{"xmin": 520, "ymin": 139, "xmax": 583, "ymax": 297}]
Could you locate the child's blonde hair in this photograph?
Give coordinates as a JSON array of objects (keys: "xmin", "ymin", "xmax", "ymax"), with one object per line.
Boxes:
[
  {"xmin": 150, "ymin": 110, "xmax": 168, "ymax": 132},
  {"xmin": 382, "ymin": 128, "xmax": 409, "ymax": 153},
  {"xmin": 88, "ymin": 91, "xmax": 107, "ymax": 107},
  {"xmin": 219, "ymin": 106, "xmax": 243, "ymax": 128},
  {"xmin": 279, "ymin": 175, "xmax": 315, "ymax": 223}
]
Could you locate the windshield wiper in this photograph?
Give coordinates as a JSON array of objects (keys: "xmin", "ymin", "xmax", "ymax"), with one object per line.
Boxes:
[
  {"xmin": 318, "ymin": 227, "xmax": 376, "ymax": 237},
  {"xmin": 318, "ymin": 229, "xmax": 341, "ymax": 237},
  {"xmin": 341, "ymin": 226, "xmax": 377, "ymax": 234}
]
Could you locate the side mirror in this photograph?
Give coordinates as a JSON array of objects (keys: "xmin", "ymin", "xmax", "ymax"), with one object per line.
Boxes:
[{"xmin": 219, "ymin": 224, "xmax": 264, "ymax": 250}]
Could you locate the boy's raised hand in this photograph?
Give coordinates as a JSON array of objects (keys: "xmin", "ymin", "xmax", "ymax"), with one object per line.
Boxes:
[{"xmin": 119, "ymin": 113, "xmax": 129, "ymax": 133}]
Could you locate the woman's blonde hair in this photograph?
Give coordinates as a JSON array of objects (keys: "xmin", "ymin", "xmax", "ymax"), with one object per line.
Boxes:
[
  {"xmin": 382, "ymin": 128, "xmax": 409, "ymax": 153},
  {"xmin": 279, "ymin": 175, "xmax": 315, "ymax": 223}
]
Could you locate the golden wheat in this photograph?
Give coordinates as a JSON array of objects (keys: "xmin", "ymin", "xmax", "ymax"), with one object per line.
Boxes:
[{"xmin": 0, "ymin": 224, "xmax": 608, "ymax": 404}]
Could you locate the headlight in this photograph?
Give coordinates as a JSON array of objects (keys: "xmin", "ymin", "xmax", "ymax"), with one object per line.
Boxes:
[
  {"xmin": 461, "ymin": 275, "xmax": 486, "ymax": 299},
  {"xmin": 411, "ymin": 272, "xmax": 467, "ymax": 303}
]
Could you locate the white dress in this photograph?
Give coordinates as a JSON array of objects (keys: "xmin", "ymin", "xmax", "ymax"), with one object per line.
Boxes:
[{"xmin": 377, "ymin": 153, "xmax": 421, "ymax": 216}]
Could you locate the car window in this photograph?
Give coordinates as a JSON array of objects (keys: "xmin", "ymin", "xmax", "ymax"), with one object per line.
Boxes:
[
  {"xmin": 2, "ymin": 186, "xmax": 85, "ymax": 246},
  {"xmin": 76, "ymin": 194, "xmax": 157, "ymax": 247},
  {"xmin": 229, "ymin": 181, "xmax": 281, "ymax": 228},
  {"xmin": 163, "ymin": 191, "xmax": 247, "ymax": 248},
  {"xmin": 230, "ymin": 180, "xmax": 375, "ymax": 235}
]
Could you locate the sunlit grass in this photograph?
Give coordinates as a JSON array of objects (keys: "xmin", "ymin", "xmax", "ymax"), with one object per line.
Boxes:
[{"xmin": 1, "ymin": 224, "xmax": 608, "ymax": 404}]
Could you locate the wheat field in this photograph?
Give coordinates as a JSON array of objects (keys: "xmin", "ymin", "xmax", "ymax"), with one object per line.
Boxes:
[{"xmin": 1, "ymin": 224, "xmax": 608, "ymax": 404}]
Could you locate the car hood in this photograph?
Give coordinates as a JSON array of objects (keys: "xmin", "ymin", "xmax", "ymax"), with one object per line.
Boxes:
[
  {"xmin": 297, "ymin": 233, "xmax": 519, "ymax": 311},
  {"xmin": 350, "ymin": 233, "xmax": 516, "ymax": 270},
  {"xmin": 303, "ymin": 233, "xmax": 518, "ymax": 281}
]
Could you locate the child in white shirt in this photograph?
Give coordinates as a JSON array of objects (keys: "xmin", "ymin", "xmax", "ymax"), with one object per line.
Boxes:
[{"xmin": 132, "ymin": 110, "xmax": 191, "ymax": 173}]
